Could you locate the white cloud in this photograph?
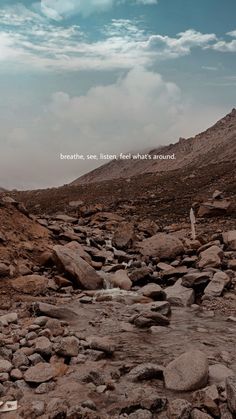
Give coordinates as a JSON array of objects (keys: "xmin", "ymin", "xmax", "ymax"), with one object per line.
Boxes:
[
  {"xmin": 145, "ymin": 29, "xmax": 217, "ymax": 58},
  {"xmin": 41, "ymin": 0, "xmax": 158, "ymax": 19}
]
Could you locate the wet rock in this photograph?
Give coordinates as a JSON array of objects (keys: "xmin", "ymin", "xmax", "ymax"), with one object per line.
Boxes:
[
  {"xmin": 86, "ymin": 336, "xmax": 115, "ymax": 355},
  {"xmin": 167, "ymin": 398, "xmax": 192, "ymax": 419},
  {"xmin": 54, "ymin": 336, "xmax": 80, "ymax": 357},
  {"xmin": 139, "ymin": 283, "xmax": 166, "ymax": 300},
  {"xmin": 165, "ymin": 279, "xmax": 195, "ymax": 307},
  {"xmin": 11, "ymin": 274, "xmax": 49, "ymax": 295},
  {"xmin": 198, "ymin": 246, "xmax": 223, "ymax": 269},
  {"xmin": 109, "ymin": 270, "xmax": 132, "ymax": 290},
  {"xmin": 0, "ymin": 359, "xmax": 13, "ymax": 373},
  {"xmin": 128, "ymin": 363, "xmax": 163, "ymax": 382},
  {"xmin": 112, "ymin": 222, "xmax": 134, "ymax": 249},
  {"xmin": 203, "ymin": 271, "xmax": 230, "ymax": 298},
  {"xmin": 208, "ymin": 363, "xmax": 234, "ymax": 385},
  {"xmin": 53, "ymin": 245, "xmax": 103, "ymax": 289},
  {"xmin": 226, "ymin": 376, "xmax": 236, "ymax": 414},
  {"xmin": 164, "ymin": 350, "xmax": 208, "ymax": 391},
  {"xmin": 223, "ymin": 230, "xmax": 236, "ymax": 250},
  {"xmin": 24, "ymin": 362, "xmax": 56, "ymax": 383},
  {"xmin": 138, "ymin": 233, "xmax": 184, "ymax": 259}
]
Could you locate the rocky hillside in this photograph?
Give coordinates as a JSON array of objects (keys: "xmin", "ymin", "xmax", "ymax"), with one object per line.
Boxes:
[{"xmin": 72, "ymin": 108, "xmax": 236, "ymax": 185}]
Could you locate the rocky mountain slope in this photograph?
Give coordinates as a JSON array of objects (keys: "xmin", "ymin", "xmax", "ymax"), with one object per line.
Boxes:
[{"xmin": 72, "ymin": 108, "xmax": 236, "ymax": 185}]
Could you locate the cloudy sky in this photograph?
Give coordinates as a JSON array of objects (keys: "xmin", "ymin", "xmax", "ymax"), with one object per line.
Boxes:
[{"xmin": 0, "ymin": 0, "xmax": 236, "ymax": 189}]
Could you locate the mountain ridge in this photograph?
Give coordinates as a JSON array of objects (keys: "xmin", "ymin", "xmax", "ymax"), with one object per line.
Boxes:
[{"xmin": 71, "ymin": 108, "xmax": 236, "ymax": 185}]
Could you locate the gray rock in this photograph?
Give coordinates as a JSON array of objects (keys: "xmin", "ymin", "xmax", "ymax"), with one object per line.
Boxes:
[
  {"xmin": 140, "ymin": 283, "xmax": 166, "ymax": 300},
  {"xmin": 24, "ymin": 362, "xmax": 56, "ymax": 383},
  {"xmin": 53, "ymin": 245, "xmax": 103, "ymax": 289},
  {"xmin": 13, "ymin": 350, "xmax": 30, "ymax": 368},
  {"xmin": 223, "ymin": 230, "xmax": 236, "ymax": 250},
  {"xmin": 138, "ymin": 233, "xmax": 184, "ymax": 259},
  {"xmin": 128, "ymin": 363, "xmax": 163, "ymax": 382},
  {"xmin": 168, "ymin": 398, "xmax": 192, "ymax": 419},
  {"xmin": 164, "ymin": 350, "xmax": 208, "ymax": 391},
  {"xmin": 0, "ymin": 359, "xmax": 12, "ymax": 373},
  {"xmin": 203, "ymin": 271, "xmax": 230, "ymax": 298},
  {"xmin": 208, "ymin": 363, "xmax": 234, "ymax": 385},
  {"xmin": 35, "ymin": 381, "xmax": 56, "ymax": 394},
  {"xmin": 165, "ymin": 279, "xmax": 195, "ymax": 307},
  {"xmin": 109, "ymin": 270, "xmax": 132, "ymax": 290},
  {"xmin": 87, "ymin": 336, "xmax": 115, "ymax": 355},
  {"xmin": 0, "ymin": 312, "xmax": 18, "ymax": 326},
  {"xmin": 181, "ymin": 272, "xmax": 212, "ymax": 288},
  {"xmin": 32, "ymin": 336, "xmax": 52, "ymax": 357},
  {"xmin": 226, "ymin": 376, "xmax": 236, "ymax": 414},
  {"xmin": 129, "ymin": 410, "xmax": 152, "ymax": 419},
  {"xmin": 55, "ymin": 336, "xmax": 80, "ymax": 357},
  {"xmin": 198, "ymin": 246, "xmax": 223, "ymax": 269},
  {"xmin": 191, "ymin": 409, "xmax": 212, "ymax": 419}
]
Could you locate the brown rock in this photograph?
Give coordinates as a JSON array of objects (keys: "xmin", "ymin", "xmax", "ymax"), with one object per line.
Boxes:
[
  {"xmin": 53, "ymin": 245, "xmax": 103, "ymax": 289},
  {"xmin": 138, "ymin": 233, "xmax": 184, "ymax": 259},
  {"xmin": 10, "ymin": 274, "xmax": 49, "ymax": 295},
  {"xmin": 112, "ymin": 221, "xmax": 134, "ymax": 249},
  {"xmin": 24, "ymin": 362, "xmax": 56, "ymax": 383}
]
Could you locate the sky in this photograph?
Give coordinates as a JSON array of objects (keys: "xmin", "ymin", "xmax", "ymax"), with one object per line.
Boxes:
[{"xmin": 0, "ymin": 0, "xmax": 236, "ymax": 190}]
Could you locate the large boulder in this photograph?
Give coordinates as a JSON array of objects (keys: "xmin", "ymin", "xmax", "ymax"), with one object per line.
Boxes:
[
  {"xmin": 203, "ymin": 271, "xmax": 230, "ymax": 298},
  {"xmin": 53, "ymin": 245, "xmax": 103, "ymax": 290},
  {"xmin": 198, "ymin": 246, "xmax": 223, "ymax": 269},
  {"xmin": 138, "ymin": 233, "xmax": 184, "ymax": 259},
  {"xmin": 165, "ymin": 279, "xmax": 195, "ymax": 307},
  {"xmin": 164, "ymin": 350, "xmax": 209, "ymax": 391}
]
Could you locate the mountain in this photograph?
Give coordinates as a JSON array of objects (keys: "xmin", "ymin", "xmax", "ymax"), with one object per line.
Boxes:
[
  {"xmin": 71, "ymin": 108, "xmax": 236, "ymax": 185},
  {"xmin": 0, "ymin": 187, "xmax": 7, "ymax": 193}
]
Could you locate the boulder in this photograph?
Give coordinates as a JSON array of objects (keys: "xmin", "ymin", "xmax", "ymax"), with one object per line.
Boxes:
[
  {"xmin": 198, "ymin": 246, "xmax": 223, "ymax": 269},
  {"xmin": 0, "ymin": 360, "xmax": 12, "ymax": 373},
  {"xmin": 164, "ymin": 350, "xmax": 209, "ymax": 391},
  {"xmin": 203, "ymin": 271, "xmax": 230, "ymax": 298},
  {"xmin": 86, "ymin": 336, "xmax": 115, "ymax": 355},
  {"xmin": 138, "ymin": 233, "xmax": 184, "ymax": 259},
  {"xmin": 112, "ymin": 222, "xmax": 134, "ymax": 249},
  {"xmin": 53, "ymin": 245, "xmax": 103, "ymax": 290},
  {"xmin": 131, "ymin": 312, "xmax": 169, "ymax": 328},
  {"xmin": 10, "ymin": 275, "xmax": 49, "ymax": 295},
  {"xmin": 223, "ymin": 230, "xmax": 236, "ymax": 250},
  {"xmin": 165, "ymin": 279, "xmax": 195, "ymax": 307}
]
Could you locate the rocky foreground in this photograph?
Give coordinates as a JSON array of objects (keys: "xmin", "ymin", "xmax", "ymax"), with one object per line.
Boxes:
[{"xmin": 0, "ymin": 195, "xmax": 236, "ymax": 418}]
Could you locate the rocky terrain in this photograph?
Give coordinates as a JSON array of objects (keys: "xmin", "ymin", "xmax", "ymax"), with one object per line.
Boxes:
[
  {"xmin": 0, "ymin": 109, "xmax": 236, "ymax": 418},
  {"xmin": 0, "ymin": 190, "xmax": 236, "ymax": 418}
]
